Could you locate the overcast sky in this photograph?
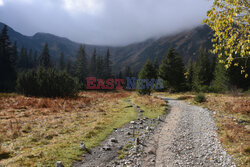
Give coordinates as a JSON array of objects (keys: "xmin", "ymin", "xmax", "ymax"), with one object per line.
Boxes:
[{"xmin": 0, "ymin": 0, "xmax": 212, "ymax": 46}]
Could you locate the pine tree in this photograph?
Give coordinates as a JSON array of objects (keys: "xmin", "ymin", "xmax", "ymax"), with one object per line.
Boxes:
[
  {"xmin": 212, "ymin": 60, "xmax": 229, "ymax": 92},
  {"xmin": 58, "ymin": 52, "xmax": 65, "ymax": 71},
  {"xmin": 0, "ymin": 25, "xmax": 16, "ymax": 91},
  {"xmin": 209, "ymin": 55, "xmax": 217, "ymax": 83},
  {"xmin": 137, "ymin": 60, "xmax": 156, "ymax": 95},
  {"xmin": 28, "ymin": 49, "xmax": 33, "ymax": 69},
  {"xmin": 66, "ymin": 58, "xmax": 72, "ymax": 74},
  {"xmin": 118, "ymin": 71, "xmax": 123, "ymax": 79},
  {"xmin": 33, "ymin": 51, "xmax": 38, "ymax": 68},
  {"xmin": 96, "ymin": 55, "xmax": 104, "ymax": 78},
  {"xmin": 17, "ymin": 46, "xmax": 28, "ymax": 70},
  {"xmin": 228, "ymin": 59, "xmax": 250, "ymax": 90},
  {"xmin": 89, "ymin": 48, "xmax": 97, "ymax": 76},
  {"xmin": 159, "ymin": 47, "xmax": 185, "ymax": 92},
  {"xmin": 104, "ymin": 48, "xmax": 112, "ymax": 79},
  {"xmin": 192, "ymin": 48, "xmax": 211, "ymax": 92},
  {"xmin": 125, "ymin": 66, "xmax": 132, "ymax": 78},
  {"xmin": 153, "ymin": 57, "xmax": 159, "ymax": 77},
  {"xmin": 186, "ymin": 59, "xmax": 194, "ymax": 90},
  {"xmin": 73, "ymin": 45, "xmax": 88, "ymax": 88},
  {"xmin": 11, "ymin": 41, "xmax": 18, "ymax": 67},
  {"xmin": 39, "ymin": 43, "xmax": 52, "ymax": 69}
]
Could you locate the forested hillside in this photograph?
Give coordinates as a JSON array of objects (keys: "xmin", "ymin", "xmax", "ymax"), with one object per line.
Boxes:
[{"xmin": 0, "ymin": 22, "xmax": 212, "ymax": 71}]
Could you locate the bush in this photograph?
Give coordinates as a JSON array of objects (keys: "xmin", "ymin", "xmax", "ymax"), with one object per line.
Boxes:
[
  {"xmin": 194, "ymin": 94, "xmax": 206, "ymax": 103},
  {"xmin": 16, "ymin": 68, "xmax": 80, "ymax": 97}
]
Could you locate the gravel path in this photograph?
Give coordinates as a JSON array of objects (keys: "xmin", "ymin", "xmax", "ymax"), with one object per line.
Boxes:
[
  {"xmin": 74, "ymin": 98, "xmax": 236, "ymax": 167},
  {"xmin": 145, "ymin": 98, "xmax": 236, "ymax": 167}
]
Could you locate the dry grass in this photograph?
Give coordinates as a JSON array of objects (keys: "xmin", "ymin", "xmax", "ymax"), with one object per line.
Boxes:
[
  {"xmin": 155, "ymin": 92, "xmax": 250, "ymax": 167},
  {"xmin": 0, "ymin": 91, "xmax": 166, "ymax": 167},
  {"xmin": 131, "ymin": 94, "xmax": 167, "ymax": 119},
  {"xmin": 202, "ymin": 94, "xmax": 250, "ymax": 166},
  {"xmin": 0, "ymin": 91, "xmax": 132, "ymax": 166}
]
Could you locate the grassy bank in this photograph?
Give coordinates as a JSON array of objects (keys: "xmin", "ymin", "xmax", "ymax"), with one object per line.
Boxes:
[
  {"xmin": 155, "ymin": 92, "xmax": 250, "ymax": 167},
  {"xmin": 131, "ymin": 94, "xmax": 167, "ymax": 119}
]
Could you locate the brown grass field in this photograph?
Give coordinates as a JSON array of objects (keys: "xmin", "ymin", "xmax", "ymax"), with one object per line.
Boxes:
[
  {"xmin": 0, "ymin": 91, "xmax": 249, "ymax": 166},
  {"xmin": 0, "ymin": 91, "xmax": 165, "ymax": 167},
  {"xmin": 155, "ymin": 92, "xmax": 250, "ymax": 167}
]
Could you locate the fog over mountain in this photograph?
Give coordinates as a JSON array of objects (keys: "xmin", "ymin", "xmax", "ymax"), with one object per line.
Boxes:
[
  {"xmin": 0, "ymin": 22, "xmax": 213, "ymax": 72},
  {"xmin": 0, "ymin": 0, "xmax": 212, "ymax": 46}
]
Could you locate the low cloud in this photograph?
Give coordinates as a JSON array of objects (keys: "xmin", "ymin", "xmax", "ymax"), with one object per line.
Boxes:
[{"xmin": 0, "ymin": 0, "xmax": 212, "ymax": 46}]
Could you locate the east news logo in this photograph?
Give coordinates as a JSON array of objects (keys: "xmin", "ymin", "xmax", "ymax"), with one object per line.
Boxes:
[{"xmin": 86, "ymin": 77, "xmax": 164, "ymax": 90}]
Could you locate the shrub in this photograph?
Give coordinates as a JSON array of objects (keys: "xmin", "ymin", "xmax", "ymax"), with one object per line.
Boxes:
[
  {"xmin": 16, "ymin": 68, "xmax": 80, "ymax": 97},
  {"xmin": 194, "ymin": 94, "xmax": 206, "ymax": 103}
]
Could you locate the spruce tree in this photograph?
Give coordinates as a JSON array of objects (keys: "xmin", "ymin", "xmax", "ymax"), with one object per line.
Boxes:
[
  {"xmin": 0, "ymin": 25, "xmax": 16, "ymax": 91},
  {"xmin": 66, "ymin": 58, "xmax": 72, "ymax": 74},
  {"xmin": 137, "ymin": 60, "xmax": 156, "ymax": 95},
  {"xmin": 159, "ymin": 47, "xmax": 186, "ymax": 92},
  {"xmin": 96, "ymin": 55, "xmax": 104, "ymax": 78},
  {"xmin": 153, "ymin": 57, "xmax": 159, "ymax": 77},
  {"xmin": 192, "ymin": 48, "xmax": 211, "ymax": 92},
  {"xmin": 17, "ymin": 46, "xmax": 30, "ymax": 70},
  {"xmin": 89, "ymin": 48, "xmax": 97, "ymax": 76},
  {"xmin": 28, "ymin": 49, "xmax": 33, "ymax": 69},
  {"xmin": 58, "ymin": 52, "xmax": 65, "ymax": 71},
  {"xmin": 118, "ymin": 71, "xmax": 123, "ymax": 79},
  {"xmin": 104, "ymin": 48, "xmax": 112, "ymax": 79},
  {"xmin": 73, "ymin": 45, "xmax": 88, "ymax": 88},
  {"xmin": 228, "ymin": 59, "xmax": 250, "ymax": 90},
  {"xmin": 11, "ymin": 41, "xmax": 18, "ymax": 67},
  {"xmin": 125, "ymin": 66, "xmax": 132, "ymax": 78},
  {"xmin": 212, "ymin": 60, "xmax": 229, "ymax": 92},
  {"xmin": 186, "ymin": 59, "xmax": 194, "ymax": 90},
  {"xmin": 33, "ymin": 51, "xmax": 38, "ymax": 68},
  {"xmin": 39, "ymin": 43, "xmax": 52, "ymax": 69}
]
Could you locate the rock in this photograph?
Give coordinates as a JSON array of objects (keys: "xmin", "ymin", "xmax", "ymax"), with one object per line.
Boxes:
[
  {"xmin": 239, "ymin": 120, "xmax": 247, "ymax": 124},
  {"xmin": 127, "ymin": 132, "xmax": 132, "ymax": 135},
  {"xmin": 213, "ymin": 111, "xmax": 216, "ymax": 115},
  {"xmin": 110, "ymin": 138, "xmax": 118, "ymax": 143},
  {"xmin": 125, "ymin": 105, "xmax": 133, "ymax": 108},
  {"xmin": 56, "ymin": 161, "xmax": 64, "ymax": 167},
  {"xmin": 80, "ymin": 141, "xmax": 86, "ymax": 150},
  {"xmin": 103, "ymin": 146, "xmax": 111, "ymax": 151},
  {"xmin": 147, "ymin": 148, "xmax": 156, "ymax": 155},
  {"xmin": 130, "ymin": 121, "xmax": 136, "ymax": 124},
  {"xmin": 136, "ymin": 138, "xmax": 140, "ymax": 145},
  {"xmin": 245, "ymin": 125, "xmax": 250, "ymax": 131},
  {"xmin": 130, "ymin": 126, "xmax": 137, "ymax": 129}
]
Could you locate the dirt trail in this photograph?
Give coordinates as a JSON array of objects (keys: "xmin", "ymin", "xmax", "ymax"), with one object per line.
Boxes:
[
  {"xmin": 142, "ymin": 98, "xmax": 235, "ymax": 167},
  {"xmin": 74, "ymin": 98, "xmax": 236, "ymax": 167}
]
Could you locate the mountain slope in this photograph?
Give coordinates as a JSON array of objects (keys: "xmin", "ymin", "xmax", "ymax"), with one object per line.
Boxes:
[
  {"xmin": 0, "ymin": 22, "xmax": 212, "ymax": 72},
  {"xmin": 0, "ymin": 22, "xmax": 109, "ymax": 61},
  {"xmin": 112, "ymin": 25, "xmax": 213, "ymax": 71}
]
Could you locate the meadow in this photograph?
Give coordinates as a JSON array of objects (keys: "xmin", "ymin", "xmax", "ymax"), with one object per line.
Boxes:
[{"xmin": 0, "ymin": 91, "xmax": 165, "ymax": 167}]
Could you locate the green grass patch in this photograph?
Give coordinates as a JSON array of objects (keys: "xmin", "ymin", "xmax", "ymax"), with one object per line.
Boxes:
[{"xmin": 131, "ymin": 95, "xmax": 167, "ymax": 119}]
